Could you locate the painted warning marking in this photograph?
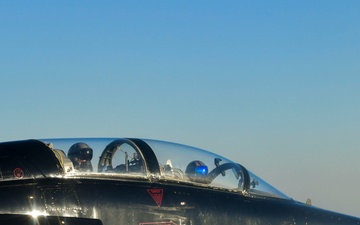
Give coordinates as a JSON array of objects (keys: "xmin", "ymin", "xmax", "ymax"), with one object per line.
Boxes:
[
  {"xmin": 147, "ymin": 189, "xmax": 164, "ymax": 207},
  {"xmin": 13, "ymin": 168, "xmax": 24, "ymax": 178}
]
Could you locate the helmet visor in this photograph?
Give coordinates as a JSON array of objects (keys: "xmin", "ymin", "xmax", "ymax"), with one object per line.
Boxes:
[
  {"xmin": 194, "ymin": 166, "xmax": 208, "ymax": 176},
  {"xmin": 78, "ymin": 148, "xmax": 93, "ymax": 161}
]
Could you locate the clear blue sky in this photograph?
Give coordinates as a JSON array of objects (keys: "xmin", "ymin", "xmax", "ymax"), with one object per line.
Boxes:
[{"xmin": 1, "ymin": 1, "xmax": 360, "ymax": 217}]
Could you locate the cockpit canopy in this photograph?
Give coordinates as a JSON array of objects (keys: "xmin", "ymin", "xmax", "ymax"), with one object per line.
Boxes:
[{"xmin": 0, "ymin": 138, "xmax": 289, "ymax": 200}]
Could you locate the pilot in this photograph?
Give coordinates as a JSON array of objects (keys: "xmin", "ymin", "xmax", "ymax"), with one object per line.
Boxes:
[
  {"xmin": 68, "ymin": 142, "xmax": 93, "ymax": 172},
  {"xmin": 185, "ymin": 160, "xmax": 208, "ymax": 184}
]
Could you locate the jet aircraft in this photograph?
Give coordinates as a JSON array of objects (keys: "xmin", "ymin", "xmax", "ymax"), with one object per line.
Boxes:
[{"xmin": 0, "ymin": 137, "xmax": 359, "ymax": 225}]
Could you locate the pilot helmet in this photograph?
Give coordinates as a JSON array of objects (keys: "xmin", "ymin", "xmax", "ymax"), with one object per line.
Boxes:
[
  {"xmin": 185, "ymin": 160, "xmax": 208, "ymax": 183},
  {"xmin": 68, "ymin": 142, "xmax": 93, "ymax": 161}
]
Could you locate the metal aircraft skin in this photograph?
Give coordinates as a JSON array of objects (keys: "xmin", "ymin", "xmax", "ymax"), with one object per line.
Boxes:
[{"xmin": 0, "ymin": 138, "xmax": 359, "ymax": 225}]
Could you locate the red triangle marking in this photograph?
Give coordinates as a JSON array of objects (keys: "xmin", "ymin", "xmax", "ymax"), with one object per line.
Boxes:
[{"xmin": 147, "ymin": 189, "xmax": 164, "ymax": 207}]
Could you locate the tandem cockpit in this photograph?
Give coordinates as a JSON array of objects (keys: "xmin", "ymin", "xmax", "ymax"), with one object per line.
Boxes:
[{"xmin": 1, "ymin": 138, "xmax": 290, "ymax": 200}]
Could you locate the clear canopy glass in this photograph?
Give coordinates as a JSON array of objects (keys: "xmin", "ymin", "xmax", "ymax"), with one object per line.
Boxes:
[{"xmin": 38, "ymin": 138, "xmax": 290, "ymax": 200}]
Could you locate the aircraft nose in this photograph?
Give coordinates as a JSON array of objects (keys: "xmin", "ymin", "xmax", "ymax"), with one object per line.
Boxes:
[{"xmin": 305, "ymin": 208, "xmax": 360, "ymax": 225}]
